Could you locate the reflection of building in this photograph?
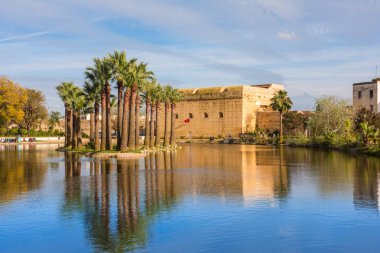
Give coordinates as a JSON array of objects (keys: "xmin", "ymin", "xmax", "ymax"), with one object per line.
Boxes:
[
  {"xmin": 353, "ymin": 78, "xmax": 380, "ymax": 113},
  {"xmin": 157, "ymin": 84, "xmax": 284, "ymax": 138},
  {"xmin": 173, "ymin": 144, "xmax": 290, "ymax": 203}
]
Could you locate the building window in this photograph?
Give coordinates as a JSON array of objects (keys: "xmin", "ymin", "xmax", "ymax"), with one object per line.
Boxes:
[
  {"xmin": 175, "ymin": 113, "xmax": 179, "ymax": 119},
  {"xmin": 219, "ymin": 112, "xmax": 224, "ymax": 118},
  {"xmin": 189, "ymin": 113, "xmax": 193, "ymax": 119},
  {"xmin": 370, "ymin": 105, "xmax": 374, "ymax": 112},
  {"xmin": 370, "ymin": 90, "xmax": 374, "ymax": 99},
  {"xmin": 358, "ymin": 91, "xmax": 362, "ymax": 99},
  {"xmin": 203, "ymin": 112, "xmax": 208, "ymax": 118}
]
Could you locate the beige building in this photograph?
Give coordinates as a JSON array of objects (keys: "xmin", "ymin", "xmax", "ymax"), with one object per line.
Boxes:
[
  {"xmin": 158, "ymin": 84, "xmax": 284, "ymax": 138},
  {"xmin": 353, "ymin": 78, "xmax": 380, "ymax": 113}
]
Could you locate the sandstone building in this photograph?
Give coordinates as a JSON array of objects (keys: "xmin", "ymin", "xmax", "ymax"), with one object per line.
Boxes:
[
  {"xmin": 353, "ymin": 78, "xmax": 380, "ymax": 113},
  {"xmin": 158, "ymin": 84, "xmax": 284, "ymax": 138}
]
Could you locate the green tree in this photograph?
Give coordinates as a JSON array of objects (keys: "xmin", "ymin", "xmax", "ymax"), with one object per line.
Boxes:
[
  {"xmin": 270, "ymin": 90, "xmax": 293, "ymax": 143},
  {"xmin": 127, "ymin": 62, "xmax": 154, "ymax": 150},
  {"xmin": 283, "ymin": 111, "xmax": 309, "ymax": 136},
  {"xmin": 22, "ymin": 89, "xmax": 48, "ymax": 133},
  {"xmin": 108, "ymin": 50, "xmax": 127, "ymax": 149},
  {"xmin": 353, "ymin": 107, "xmax": 376, "ymax": 133},
  {"xmin": 309, "ymin": 96, "xmax": 354, "ymax": 139},
  {"xmin": 83, "ymin": 79, "xmax": 102, "ymax": 151},
  {"xmin": 56, "ymin": 81, "xmax": 76, "ymax": 147},
  {"xmin": 168, "ymin": 88, "xmax": 183, "ymax": 146},
  {"xmin": 359, "ymin": 121, "xmax": 378, "ymax": 146},
  {"xmin": 48, "ymin": 111, "xmax": 61, "ymax": 131},
  {"xmin": 162, "ymin": 85, "xmax": 172, "ymax": 147},
  {"xmin": 141, "ymin": 80, "xmax": 156, "ymax": 147},
  {"xmin": 69, "ymin": 86, "xmax": 86, "ymax": 149}
]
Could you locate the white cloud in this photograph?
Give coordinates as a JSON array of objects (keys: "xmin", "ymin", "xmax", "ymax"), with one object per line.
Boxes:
[{"xmin": 277, "ymin": 31, "xmax": 298, "ymax": 41}]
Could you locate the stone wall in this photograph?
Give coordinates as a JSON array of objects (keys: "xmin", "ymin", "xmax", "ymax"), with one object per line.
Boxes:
[{"xmin": 353, "ymin": 80, "xmax": 380, "ymax": 113}]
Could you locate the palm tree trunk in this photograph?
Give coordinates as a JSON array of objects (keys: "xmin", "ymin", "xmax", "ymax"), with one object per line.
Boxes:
[
  {"xmin": 280, "ymin": 112, "xmax": 283, "ymax": 144},
  {"xmin": 155, "ymin": 103, "xmax": 161, "ymax": 148},
  {"xmin": 94, "ymin": 101, "xmax": 100, "ymax": 151},
  {"xmin": 64, "ymin": 105, "xmax": 68, "ymax": 147},
  {"xmin": 120, "ymin": 87, "xmax": 131, "ymax": 151},
  {"xmin": 77, "ymin": 112, "xmax": 82, "ymax": 149},
  {"xmin": 150, "ymin": 105, "xmax": 155, "ymax": 148},
  {"xmin": 101, "ymin": 88, "xmax": 106, "ymax": 151},
  {"xmin": 169, "ymin": 103, "xmax": 176, "ymax": 146},
  {"xmin": 67, "ymin": 107, "xmax": 72, "ymax": 148},
  {"xmin": 117, "ymin": 81, "xmax": 123, "ymax": 149},
  {"xmin": 128, "ymin": 83, "xmax": 137, "ymax": 150},
  {"xmin": 72, "ymin": 111, "xmax": 78, "ymax": 149},
  {"xmin": 144, "ymin": 98, "xmax": 150, "ymax": 147},
  {"xmin": 105, "ymin": 82, "xmax": 112, "ymax": 150},
  {"xmin": 90, "ymin": 111, "xmax": 95, "ymax": 143},
  {"xmin": 135, "ymin": 95, "xmax": 140, "ymax": 149},
  {"xmin": 163, "ymin": 102, "xmax": 169, "ymax": 147}
]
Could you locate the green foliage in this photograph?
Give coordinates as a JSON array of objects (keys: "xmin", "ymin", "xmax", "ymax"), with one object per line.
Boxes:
[
  {"xmin": 283, "ymin": 111, "xmax": 308, "ymax": 136},
  {"xmin": 270, "ymin": 90, "xmax": 293, "ymax": 113}
]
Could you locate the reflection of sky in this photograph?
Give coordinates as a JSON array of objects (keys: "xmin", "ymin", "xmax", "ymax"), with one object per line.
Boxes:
[
  {"xmin": 2, "ymin": 1, "xmax": 380, "ymax": 112},
  {"xmin": 1, "ymin": 144, "xmax": 380, "ymax": 252}
]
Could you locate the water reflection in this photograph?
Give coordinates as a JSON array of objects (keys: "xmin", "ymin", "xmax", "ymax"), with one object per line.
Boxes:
[
  {"xmin": 0, "ymin": 144, "xmax": 51, "ymax": 204},
  {"xmin": 3, "ymin": 144, "xmax": 380, "ymax": 252}
]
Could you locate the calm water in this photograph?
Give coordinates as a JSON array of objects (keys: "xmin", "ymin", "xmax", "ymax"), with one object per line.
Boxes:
[{"xmin": 1, "ymin": 144, "xmax": 380, "ymax": 253}]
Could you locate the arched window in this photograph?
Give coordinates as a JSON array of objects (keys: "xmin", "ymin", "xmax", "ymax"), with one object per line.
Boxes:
[
  {"xmin": 204, "ymin": 112, "xmax": 208, "ymax": 118},
  {"xmin": 189, "ymin": 113, "xmax": 193, "ymax": 119},
  {"xmin": 219, "ymin": 112, "xmax": 224, "ymax": 118},
  {"xmin": 175, "ymin": 113, "xmax": 179, "ymax": 119}
]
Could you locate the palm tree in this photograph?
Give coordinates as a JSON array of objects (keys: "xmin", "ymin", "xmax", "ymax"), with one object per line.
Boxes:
[
  {"xmin": 149, "ymin": 90, "xmax": 156, "ymax": 149},
  {"xmin": 162, "ymin": 85, "xmax": 172, "ymax": 147},
  {"xmin": 141, "ymin": 80, "xmax": 156, "ymax": 147},
  {"xmin": 168, "ymin": 88, "xmax": 183, "ymax": 146},
  {"xmin": 154, "ymin": 85, "xmax": 164, "ymax": 148},
  {"xmin": 108, "ymin": 50, "xmax": 127, "ymax": 149},
  {"xmin": 56, "ymin": 82, "xmax": 75, "ymax": 148},
  {"xmin": 69, "ymin": 86, "xmax": 86, "ymax": 150},
  {"xmin": 127, "ymin": 62, "xmax": 154, "ymax": 150},
  {"xmin": 86, "ymin": 58, "xmax": 107, "ymax": 150},
  {"xmin": 270, "ymin": 90, "xmax": 293, "ymax": 143},
  {"xmin": 119, "ymin": 58, "xmax": 137, "ymax": 152},
  {"xmin": 360, "ymin": 122, "xmax": 379, "ymax": 146},
  {"xmin": 101, "ymin": 57, "xmax": 113, "ymax": 150},
  {"xmin": 83, "ymin": 80, "xmax": 102, "ymax": 151}
]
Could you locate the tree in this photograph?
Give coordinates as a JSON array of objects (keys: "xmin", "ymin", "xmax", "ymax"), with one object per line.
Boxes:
[
  {"xmin": 22, "ymin": 89, "xmax": 48, "ymax": 133},
  {"xmin": 127, "ymin": 62, "xmax": 153, "ymax": 150},
  {"xmin": 119, "ymin": 58, "xmax": 137, "ymax": 152},
  {"xmin": 48, "ymin": 111, "xmax": 61, "ymax": 131},
  {"xmin": 154, "ymin": 85, "xmax": 163, "ymax": 148},
  {"xmin": 83, "ymin": 79, "xmax": 102, "ymax": 150},
  {"xmin": 141, "ymin": 80, "xmax": 155, "ymax": 147},
  {"xmin": 108, "ymin": 50, "xmax": 127, "ymax": 149},
  {"xmin": 270, "ymin": 90, "xmax": 293, "ymax": 143},
  {"xmin": 162, "ymin": 85, "xmax": 172, "ymax": 147},
  {"xmin": 168, "ymin": 88, "xmax": 183, "ymax": 146},
  {"xmin": 353, "ymin": 107, "xmax": 376, "ymax": 133},
  {"xmin": 283, "ymin": 111, "xmax": 309, "ymax": 136},
  {"xmin": 0, "ymin": 76, "xmax": 27, "ymax": 128},
  {"xmin": 86, "ymin": 58, "xmax": 107, "ymax": 150},
  {"xmin": 56, "ymin": 81, "xmax": 75, "ymax": 147},
  {"xmin": 309, "ymin": 96, "xmax": 354, "ymax": 139},
  {"xmin": 359, "ymin": 121, "xmax": 378, "ymax": 146},
  {"xmin": 69, "ymin": 86, "xmax": 86, "ymax": 150}
]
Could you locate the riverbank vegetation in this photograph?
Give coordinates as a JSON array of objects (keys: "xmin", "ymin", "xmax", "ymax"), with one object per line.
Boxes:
[
  {"xmin": 286, "ymin": 96, "xmax": 380, "ymax": 156},
  {"xmin": 56, "ymin": 50, "xmax": 183, "ymax": 152}
]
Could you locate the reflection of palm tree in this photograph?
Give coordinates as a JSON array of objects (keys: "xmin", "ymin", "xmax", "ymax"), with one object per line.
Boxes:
[{"xmin": 274, "ymin": 147, "xmax": 290, "ymax": 199}]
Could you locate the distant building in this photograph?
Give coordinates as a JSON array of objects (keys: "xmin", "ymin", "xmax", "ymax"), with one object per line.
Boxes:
[
  {"xmin": 157, "ymin": 84, "xmax": 284, "ymax": 138},
  {"xmin": 353, "ymin": 78, "xmax": 380, "ymax": 113}
]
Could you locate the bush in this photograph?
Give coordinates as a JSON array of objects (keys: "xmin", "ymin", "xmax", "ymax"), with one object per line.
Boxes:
[{"xmin": 0, "ymin": 127, "xmax": 6, "ymax": 136}]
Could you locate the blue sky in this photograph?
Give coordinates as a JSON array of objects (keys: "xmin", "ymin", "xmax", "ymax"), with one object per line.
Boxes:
[{"xmin": 1, "ymin": 0, "xmax": 380, "ymax": 112}]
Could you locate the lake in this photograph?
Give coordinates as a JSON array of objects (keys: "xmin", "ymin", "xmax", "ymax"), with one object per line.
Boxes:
[{"xmin": 1, "ymin": 144, "xmax": 380, "ymax": 253}]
